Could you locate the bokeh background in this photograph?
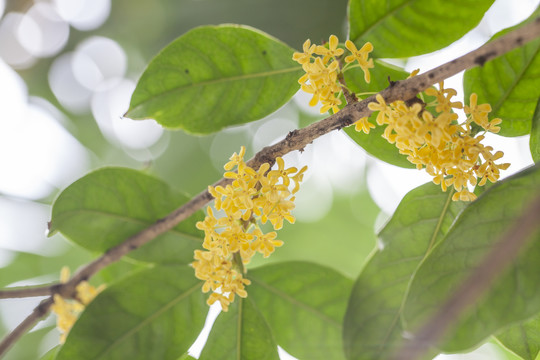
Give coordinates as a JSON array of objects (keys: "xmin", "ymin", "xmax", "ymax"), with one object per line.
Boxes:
[{"xmin": 0, "ymin": 0, "xmax": 538, "ymax": 359}]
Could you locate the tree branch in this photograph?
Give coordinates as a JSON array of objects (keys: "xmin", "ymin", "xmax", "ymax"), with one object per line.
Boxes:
[
  {"xmin": 1, "ymin": 16, "xmax": 539, "ymax": 359},
  {"xmin": 0, "ymin": 285, "xmax": 57, "ymax": 299},
  {"xmin": 391, "ymin": 193, "xmax": 540, "ymax": 360},
  {"xmin": 0, "ymin": 297, "xmax": 54, "ymax": 356}
]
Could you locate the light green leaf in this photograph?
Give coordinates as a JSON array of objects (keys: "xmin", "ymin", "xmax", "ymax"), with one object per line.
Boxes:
[
  {"xmin": 496, "ymin": 313, "xmax": 540, "ymax": 360},
  {"xmin": 39, "ymin": 346, "xmax": 60, "ymax": 360},
  {"xmin": 200, "ymin": 297, "xmax": 279, "ymax": 360},
  {"xmin": 126, "ymin": 24, "xmax": 302, "ymax": 134},
  {"xmin": 348, "ymin": 0, "xmax": 495, "ymax": 58},
  {"xmin": 247, "ymin": 261, "xmax": 352, "ymax": 360},
  {"xmin": 343, "ymin": 60, "xmax": 415, "ymax": 168},
  {"xmin": 56, "ymin": 265, "xmax": 207, "ymax": 360},
  {"xmin": 343, "ymin": 182, "xmax": 466, "ymax": 360},
  {"xmin": 176, "ymin": 354, "xmax": 196, "ymax": 360},
  {"xmin": 530, "ymin": 97, "xmax": 540, "ymax": 162},
  {"xmin": 49, "ymin": 167, "xmax": 203, "ymax": 264},
  {"xmin": 403, "ymin": 163, "xmax": 540, "ymax": 352},
  {"xmin": 463, "ymin": 9, "xmax": 540, "ymax": 136}
]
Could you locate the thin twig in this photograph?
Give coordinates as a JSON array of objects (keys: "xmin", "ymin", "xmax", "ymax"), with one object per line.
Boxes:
[
  {"xmin": 1, "ymin": 16, "xmax": 539, "ymax": 359},
  {"xmin": 391, "ymin": 194, "xmax": 540, "ymax": 360},
  {"xmin": 0, "ymin": 285, "xmax": 59, "ymax": 299},
  {"xmin": 0, "ymin": 297, "xmax": 54, "ymax": 356}
]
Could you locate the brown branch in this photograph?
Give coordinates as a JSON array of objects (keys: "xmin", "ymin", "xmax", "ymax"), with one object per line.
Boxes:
[
  {"xmin": 1, "ymin": 16, "xmax": 539, "ymax": 359},
  {"xmin": 0, "ymin": 285, "xmax": 57, "ymax": 299},
  {"xmin": 391, "ymin": 193, "xmax": 540, "ymax": 360},
  {"xmin": 0, "ymin": 297, "xmax": 54, "ymax": 356}
]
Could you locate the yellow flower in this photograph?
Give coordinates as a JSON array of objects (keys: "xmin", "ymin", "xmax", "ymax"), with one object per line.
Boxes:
[
  {"xmin": 464, "ymin": 93, "xmax": 492, "ymax": 128},
  {"xmin": 193, "ymin": 147, "xmax": 306, "ymax": 310},
  {"xmin": 292, "ymin": 39, "xmax": 316, "ymax": 65},
  {"xmin": 425, "ymin": 82, "xmax": 463, "ymax": 113},
  {"xmin": 315, "ymin": 35, "xmax": 344, "ymax": 63},
  {"xmin": 354, "ymin": 117, "xmax": 376, "ymax": 134},
  {"xmin": 51, "ymin": 267, "xmax": 104, "ymax": 343},
  {"xmin": 344, "ymin": 40, "xmax": 374, "ymax": 83},
  {"xmin": 251, "ymin": 229, "xmax": 283, "ymax": 258},
  {"xmin": 368, "ymin": 94, "xmax": 393, "ymax": 125},
  {"xmin": 360, "ymin": 85, "xmax": 509, "ymax": 201}
]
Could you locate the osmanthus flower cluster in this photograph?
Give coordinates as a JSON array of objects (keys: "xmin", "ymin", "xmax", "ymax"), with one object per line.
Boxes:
[
  {"xmin": 294, "ymin": 35, "xmax": 510, "ymax": 202},
  {"xmin": 51, "ymin": 267, "xmax": 105, "ymax": 343},
  {"xmin": 293, "ymin": 35, "xmax": 374, "ymax": 114},
  {"xmin": 358, "ymin": 81, "xmax": 509, "ymax": 201},
  {"xmin": 192, "ymin": 147, "xmax": 307, "ymax": 311}
]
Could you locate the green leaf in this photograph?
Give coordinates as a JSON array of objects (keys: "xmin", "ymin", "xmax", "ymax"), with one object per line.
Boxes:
[
  {"xmin": 463, "ymin": 9, "xmax": 540, "ymax": 136},
  {"xmin": 40, "ymin": 346, "xmax": 60, "ymax": 360},
  {"xmin": 343, "ymin": 182, "xmax": 466, "ymax": 360},
  {"xmin": 402, "ymin": 163, "xmax": 540, "ymax": 352},
  {"xmin": 530, "ymin": 97, "xmax": 540, "ymax": 162},
  {"xmin": 496, "ymin": 313, "xmax": 540, "ymax": 360},
  {"xmin": 247, "ymin": 261, "xmax": 352, "ymax": 360},
  {"xmin": 343, "ymin": 60, "xmax": 415, "ymax": 168},
  {"xmin": 126, "ymin": 24, "xmax": 302, "ymax": 134},
  {"xmin": 200, "ymin": 297, "xmax": 279, "ymax": 360},
  {"xmin": 56, "ymin": 265, "xmax": 207, "ymax": 360},
  {"xmin": 348, "ymin": 0, "xmax": 495, "ymax": 58},
  {"xmin": 49, "ymin": 167, "xmax": 204, "ymax": 264},
  {"xmin": 176, "ymin": 355, "xmax": 196, "ymax": 360}
]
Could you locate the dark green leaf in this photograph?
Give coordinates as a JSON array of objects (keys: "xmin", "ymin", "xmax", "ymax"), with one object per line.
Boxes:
[
  {"xmin": 49, "ymin": 167, "xmax": 203, "ymax": 264},
  {"xmin": 56, "ymin": 265, "xmax": 207, "ymax": 360},
  {"xmin": 200, "ymin": 297, "xmax": 279, "ymax": 360},
  {"xmin": 343, "ymin": 60, "xmax": 415, "ymax": 168},
  {"xmin": 530, "ymin": 97, "xmax": 540, "ymax": 162},
  {"xmin": 343, "ymin": 182, "xmax": 466, "ymax": 360},
  {"xmin": 126, "ymin": 25, "xmax": 302, "ymax": 134},
  {"xmin": 403, "ymin": 164, "xmax": 540, "ymax": 352},
  {"xmin": 247, "ymin": 261, "xmax": 352, "ymax": 360},
  {"xmin": 348, "ymin": 0, "xmax": 495, "ymax": 58},
  {"xmin": 496, "ymin": 313, "xmax": 540, "ymax": 360},
  {"xmin": 463, "ymin": 9, "xmax": 540, "ymax": 136}
]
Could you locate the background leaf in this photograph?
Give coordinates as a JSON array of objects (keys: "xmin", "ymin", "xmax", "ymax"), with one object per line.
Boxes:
[
  {"xmin": 126, "ymin": 25, "xmax": 302, "ymax": 134},
  {"xmin": 348, "ymin": 0, "xmax": 495, "ymax": 58},
  {"xmin": 200, "ymin": 297, "xmax": 279, "ymax": 360},
  {"xmin": 343, "ymin": 182, "xmax": 466, "ymax": 360},
  {"xmin": 403, "ymin": 163, "xmax": 540, "ymax": 352},
  {"xmin": 463, "ymin": 8, "xmax": 540, "ymax": 136},
  {"xmin": 343, "ymin": 60, "xmax": 415, "ymax": 168},
  {"xmin": 496, "ymin": 313, "xmax": 540, "ymax": 360},
  {"xmin": 530, "ymin": 97, "xmax": 540, "ymax": 162},
  {"xmin": 49, "ymin": 167, "xmax": 204, "ymax": 264},
  {"xmin": 247, "ymin": 261, "xmax": 352, "ymax": 360},
  {"xmin": 56, "ymin": 265, "xmax": 207, "ymax": 360}
]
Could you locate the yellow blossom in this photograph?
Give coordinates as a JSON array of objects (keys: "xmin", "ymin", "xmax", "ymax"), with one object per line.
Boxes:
[
  {"xmin": 51, "ymin": 267, "xmax": 104, "ymax": 343},
  {"xmin": 354, "ymin": 117, "xmax": 376, "ymax": 134},
  {"xmin": 315, "ymin": 35, "xmax": 344, "ymax": 63},
  {"xmin": 294, "ymin": 35, "xmax": 373, "ymax": 113},
  {"xmin": 359, "ymin": 81, "xmax": 509, "ymax": 201},
  {"xmin": 292, "ymin": 39, "xmax": 316, "ymax": 65},
  {"xmin": 344, "ymin": 40, "xmax": 374, "ymax": 83},
  {"xmin": 193, "ymin": 147, "xmax": 306, "ymax": 310}
]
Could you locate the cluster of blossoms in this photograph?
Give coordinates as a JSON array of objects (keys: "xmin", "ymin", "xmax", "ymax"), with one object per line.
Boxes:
[
  {"xmin": 51, "ymin": 267, "xmax": 105, "ymax": 343},
  {"xmin": 294, "ymin": 35, "xmax": 509, "ymax": 202},
  {"xmin": 192, "ymin": 147, "xmax": 307, "ymax": 311},
  {"xmin": 293, "ymin": 35, "xmax": 374, "ymax": 114},
  {"xmin": 359, "ymin": 82, "xmax": 509, "ymax": 201}
]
